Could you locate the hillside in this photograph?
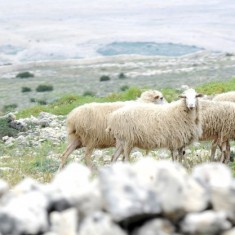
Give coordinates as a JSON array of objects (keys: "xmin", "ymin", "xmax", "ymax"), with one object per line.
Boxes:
[{"xmin": 1, "ymin": 51, "xmax": 235, "ymax": 114}]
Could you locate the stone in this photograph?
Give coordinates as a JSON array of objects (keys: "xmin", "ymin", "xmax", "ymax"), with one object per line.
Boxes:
[
  {"xmin": 99, "ymin": 161, "xmax": 161, "ymax": 222},
  {"xmin": 192, "ymin": 163, "xmax": 233, "ymax": 189},
  {"xmin": 222, "ymin": 228, "xmax": 235, "ymax": 235},
  {"xmin": 180, "ymin": 210, "xmax": 232, "ymax": 235},
  {"xmin": 134, "ymin": 159, "xmax": 208, "ymax": 220},
  {"xmin": 191, "ymin": 163, "xmax": 235, "ymax": 222},
  {"xmin": 49, "ymin": 208, "xmax": 78, "ymax": 235},
  {"xmin": 47, "ymin": 163, "xmax": 103, "ymax": 215},
  {"xmin": 209, "ymin": 180, "xmax": 235, "ymax": 223},
  {"xmin": 78, "ymin": 211, "xmax": 127, "ymax": 235},
  {"xmin": 0, "ymin": 191, "xmax": 49, "ymax": 235},
  {"xmin": 131, "ymin": 218, "xmax": 176, "ymax": 235}
]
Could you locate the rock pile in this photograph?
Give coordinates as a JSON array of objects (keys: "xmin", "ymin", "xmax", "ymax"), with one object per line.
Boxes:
[
  {"xmin": 0, "ymin": 158, "xmax": 235, "ymax": 235},
  {"xmin": 2, "ymin": 112, "xmax": 67, "ymax": 147}
]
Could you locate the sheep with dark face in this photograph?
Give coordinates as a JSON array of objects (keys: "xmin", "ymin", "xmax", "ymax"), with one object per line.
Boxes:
[
  {"xmin": 107, "ymin": 89, "xmax": 202, "ymax": 162},
  {"xmin": 59, "ymin": 90, "xmax": 165, "ymax": 170}
]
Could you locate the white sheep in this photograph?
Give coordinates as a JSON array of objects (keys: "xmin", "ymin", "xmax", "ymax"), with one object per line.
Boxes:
[
  {"xmin": 210, "ymin": 91, "xmax": 235, "ymax": 162},
  {"xmin": 198, "ymin": 100, "xmax": 235, "ymax": 163},
  {"xmin": 59, "ymin": 90, "xmax": 165, "ymax": 170},
  {"xmin": 137, "ymin": 90, "xmax": 167, "ymax": 104},
  {"xmin": 213, "ymin": 91, "xmax": 235, "ymax": 103},
  {"xmin": 107, "ymin": 89, "xmax": 203, "ymax": 162}
]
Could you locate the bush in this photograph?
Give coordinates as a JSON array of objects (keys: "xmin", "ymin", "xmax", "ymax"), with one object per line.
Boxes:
[
  {"xmin": 83, "ymin": 91, "xmax": 96, "ymax": 97},
  {"xmin": 0, "ymin": 117, "xmax": 19, "ymax": 138},
  {"xmin": 118, "ymin": 72, "xmax": 126, "ymax": 79},
  {"xmin": 36, "ymin": 84, "xmax": 54, "ymax": 92},
  {"xmin": 122, "ymin": 87, "xmax": 142, "ymax": 100},
  {"xmin": 21, "ymin": 87, "xmax": 32, "ymax": 93},
  {"xmin": 120, "ymin": 85, "xmax": 129, "ymax": 91},
  {"xmin": 30, "ymin": 98, "xmax": 36, "ymax": 103},
  {"xmin": 16, "ymin": 71, "xmax": 34, "ymax": 79},
  {"xmin": 3, "ymin": 104, "xmax": 18, "ymax": 113},
  {"xmin": 37, "ymin": 99, "xmax": 47, "ymax": 105},
  {"xmin": 100, "ymin": 75, "xmax": 111, "ymax": 82}
]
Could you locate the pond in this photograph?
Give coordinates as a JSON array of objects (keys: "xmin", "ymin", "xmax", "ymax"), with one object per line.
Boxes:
[{"xmin": 97, "ymin": 42, "xmax": 204, "ymax": 57}]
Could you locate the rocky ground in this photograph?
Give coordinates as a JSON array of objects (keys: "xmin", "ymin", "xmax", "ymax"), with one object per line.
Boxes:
[
  {"xmin": 1, "ymin": 112, "xmax": 235, "ymax": 234},
  {"xmin": 0, "ymin": 111, "xmax": 215, "ymax": 174}
]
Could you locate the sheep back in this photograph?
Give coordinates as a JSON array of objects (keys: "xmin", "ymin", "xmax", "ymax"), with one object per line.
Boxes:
[
  {"xmin": 213, "ymin": 91, "xmax": 235, "ymax": 102},
  {"xmin": 200, "ymin": 100, "xmax": 235, "ymax": 141},
  {"xmin": 108, "ymin": 100, "xmax": 202, "ymax": 151},
  {"xmin": 66, "ymin": 102, "xmax": 125, "ymax": 148}
]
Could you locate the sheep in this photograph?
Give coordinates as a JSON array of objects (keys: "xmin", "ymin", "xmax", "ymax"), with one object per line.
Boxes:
[
  {"xmin": 59, "ymin": 90, "xmax": 165, "ymax": 170},
  {"xmin": 137, "ymin": 90, "xmax": 167, "ymax": 104},
  {"xmin": 198, "ymin": 100, "xmax": 235, "ymax": 163},
  {"xmin": 213, "ymin": 91, "xmax": 235, "ymax": 103},
  {"xmin": 107, "ymin": 89, "xmax": 203, "ymax": 162},
  {"xmin": 210, "ymin": 91, "xmax": 235, "ymax": 162}
]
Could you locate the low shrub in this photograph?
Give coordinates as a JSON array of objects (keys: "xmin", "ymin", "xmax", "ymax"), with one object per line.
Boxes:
[
  {"xmin": 120, "ymin": 85, "xmax": 129, "ymax": 91},
  {"xmin": 21, "ymin": 87, "xmax": 32, "ymax": 93},
  {"xmin": 36, "ymin": 85, "xmax": 54, "ymax": 92},
  {"xmin": 37, "ymin": 99, "xmax": 47, "ymax": 105},
  {"xmin": 118, "ymin": 72, "xmax": 126, "ymax": 79},
  {"xmin": 16, "ymin": 71, "xmax": 34, "ymax": 79},
  {"xmin": 30, "ymin": 98, "xmax": 36, "ymax": 103},
  {"xmin": 0, "ymin": 117, "xmax": 19, "ymax": 138},
  {"xmin": 83, "ymin": 91, "xmax": 96, "ymax": 97},
  {"xmin": 100, "ymin": 75, "xmax": 111, "ymax": 82}
]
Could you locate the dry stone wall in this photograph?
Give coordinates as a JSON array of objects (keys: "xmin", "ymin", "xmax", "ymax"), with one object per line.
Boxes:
[{"xmin": 0, "ymin": 158, "xmax": 235, "ymax": 235}]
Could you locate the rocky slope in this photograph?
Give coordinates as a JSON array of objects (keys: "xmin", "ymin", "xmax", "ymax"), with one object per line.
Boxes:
[{"xmin": 1, "ymin": 51, "xmax": 235, "ymax": 112}]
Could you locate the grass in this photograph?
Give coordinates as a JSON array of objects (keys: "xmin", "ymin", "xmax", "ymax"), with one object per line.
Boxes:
[
  {"xmin": 16, "ymin": 86, "xmax": 146, "ymax": 118},
  {"xmin": 196, "ymin": 78, "xmax": 235, "ymax": 95},
  {"xmin": 0, "ymin": 141, "xmax": 61, "ymax": 185},
  {"xmin": 20, "ymin": 76, "xmax": 235, "ymax": 119}
]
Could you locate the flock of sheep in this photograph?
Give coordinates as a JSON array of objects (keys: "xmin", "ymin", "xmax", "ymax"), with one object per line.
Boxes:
[{"xmin": 58, "ymin": 89, "xmax": 235, "ymax": 170}]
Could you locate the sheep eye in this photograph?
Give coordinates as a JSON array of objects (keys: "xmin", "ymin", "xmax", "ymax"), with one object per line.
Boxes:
[{"xmin": 160, "ymin": 97, "xmax": 163, "ymax": 100}]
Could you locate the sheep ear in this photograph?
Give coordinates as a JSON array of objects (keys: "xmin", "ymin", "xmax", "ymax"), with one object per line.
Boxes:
[
  {"xmin": 154, "ymin": 95, "xmax": 159, "ymax": 99},
  {"xmin": 196, "ymin": 94, "xmax": 203, "ymax": 98}
]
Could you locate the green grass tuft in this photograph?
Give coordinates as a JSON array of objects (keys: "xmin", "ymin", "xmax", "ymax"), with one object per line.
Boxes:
[{"xmin": 196, "ymin": 78, "xmax": 235, "ymax": 95}]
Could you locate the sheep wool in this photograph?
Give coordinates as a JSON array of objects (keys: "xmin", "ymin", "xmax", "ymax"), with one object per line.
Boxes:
[
  {"xmin": 108, "ymin": 89, "xmax": 202, "ymax": 161},
  {"xmin": 59, "ymin": 90, "xmax": 165, "ymax": 170},
  {"xmin": 137, "ymin": 90, "xmax": 166, "ymax": 104},
  {"xmin": 213, "ymin": 91, "xmax": 235, "ymax": 103},
  {"xmin": 199, "ymin": 100, "xmax": 235, "ymax": 163}
]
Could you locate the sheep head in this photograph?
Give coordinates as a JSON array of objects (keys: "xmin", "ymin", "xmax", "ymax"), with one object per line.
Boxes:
[{"xmin": 179, "ymin": 88, "xmax": 203, "ymax": 110}]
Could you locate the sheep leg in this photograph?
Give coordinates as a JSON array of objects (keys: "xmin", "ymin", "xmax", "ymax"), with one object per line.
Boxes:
[
  {"xmin": 220, "ymin": 141, "xmax": 230, "ymax": 164},
  {"xmin": 123, "ymin": 144, "xmax": 132, "ymax": 162},
  {"xmin": 111, "ymin": 143, "xmax": 124, "ymax": 162},
  {"xmin": 177, "ymin": 147, "xmax": 185, "ymax": 163},
  {"xmin": 171, "ymin": 150, "xmax": 178, "ymax": 162},
  {"xmin": 210, "ymin": 138, "xmax": 219, "ymax": 161},
  {"xmin": 84, "ymin": 147, "xmax": 94, "ymax": 168},
  {"xmin": 58, "ymin": 139, "xmax": 81, "ymax": 171},
  {"xmin": 224, "ymin": 140, "xmax": 231, "ymax": 164}
]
